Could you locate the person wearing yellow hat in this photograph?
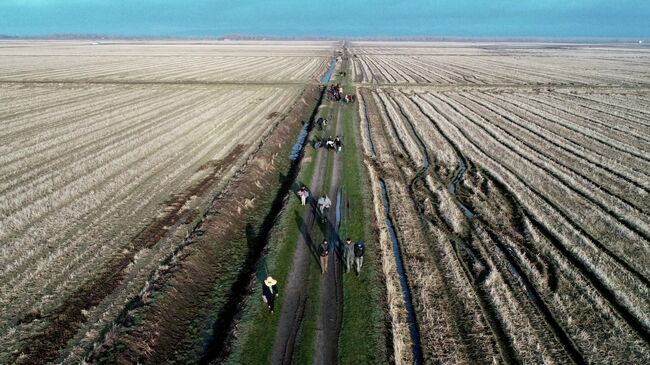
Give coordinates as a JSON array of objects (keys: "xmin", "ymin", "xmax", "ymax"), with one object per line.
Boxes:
[{"xmin": 262, "ymin": 276, "xmax": 279, "ymax": 313}]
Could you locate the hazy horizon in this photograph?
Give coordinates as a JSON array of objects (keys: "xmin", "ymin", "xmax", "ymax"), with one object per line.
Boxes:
[{"xmin": 1, "ymin": 1, "xmax": 649, "ymax": 39}]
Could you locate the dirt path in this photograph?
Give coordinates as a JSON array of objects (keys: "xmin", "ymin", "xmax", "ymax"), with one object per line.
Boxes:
[
  {"xmin": 270, "ymin": 149, "xmax": 325, "ymax": 365},
  {"xmin": 271, "ymin": 51, "xmax": 350, "ymax": 364},
  {"xmin": 270, "ymin": 113, "xmax": 334, "ymax": 365},
  {"xmin": 270, "ymin": 98, "xmax": 347, "ymax": 365},
  {"xmin": 314, "ymin": 103, "xmax": 344, "ymax": 365}
]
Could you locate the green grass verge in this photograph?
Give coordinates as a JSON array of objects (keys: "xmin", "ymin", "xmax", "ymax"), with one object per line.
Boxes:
[
  {"xmin": 226, "ymin": 105, "xmax": 330, "ymax": 365},
  {"xmin": 290, "ymin": 103, "xmax": 341, "ymax": 363},
  {"xmin": 291, "ymin": 253, "xmax": 321, "ymax": 364},
  {"xmin": 337, "ymin": 72, "xmax": 389, "ymax": 364},
  {"xmin": 225, "ymin": 154, "xmax": 317, "ymax": 364},
  {"xmin": 228, "ymin": 60, "xmax": 389, "ymax": 364}
]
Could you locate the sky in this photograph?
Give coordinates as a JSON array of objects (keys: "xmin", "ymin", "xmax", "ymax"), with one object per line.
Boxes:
[{"xmin": 0, "ymin": 0, "xmax": 648, "ymax": 38}]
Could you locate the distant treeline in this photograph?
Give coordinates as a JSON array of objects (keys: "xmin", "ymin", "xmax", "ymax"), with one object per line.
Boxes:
[{"xmin": 0, "ymin": 33, "xmax": 646, "ymax": 43}]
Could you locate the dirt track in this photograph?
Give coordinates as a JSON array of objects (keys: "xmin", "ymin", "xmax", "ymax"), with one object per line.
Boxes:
[
  {"xmin": 314, "ymin": 103, "xmax": 344, "ymax": 365},
  {"xmin": 270, "ymin": 100, "xmax": 345, "ymax": 365},
  {"xmin": 269, "ymin": 141, "xmax": 327, "ymax": 364}
]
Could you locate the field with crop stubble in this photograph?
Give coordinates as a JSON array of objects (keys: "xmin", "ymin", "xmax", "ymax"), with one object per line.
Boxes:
[
  {"xmin": 353, "ymin": 41, "xmax": 650, "ymax": 364},
  {"xmin": 2, "ymin": 39, "xmax": 650, "ymax": 365},
  {"xmin": 0, "ymin": 40, "xmax": 336, "ymax": 364}
]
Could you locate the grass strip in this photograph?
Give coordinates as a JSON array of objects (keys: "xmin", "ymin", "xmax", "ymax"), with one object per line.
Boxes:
[
  {"xmin": 337, "ymin": 69, "xmax": 389, "ymax": 364},
  {"xmin": 226, "ymin": 105, "xmax": 329, "ymax": 365},
  {"xmin": 290, "ymin": 101, "xmax": 340, "ymax": 364}
]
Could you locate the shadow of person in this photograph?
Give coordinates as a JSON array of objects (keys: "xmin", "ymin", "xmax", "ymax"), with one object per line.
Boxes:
[
  {"xmin": 316, "ymin": 210, "xmax": 342, "ymax": 262},
  {"xmin": 292, "ymin": 180, "xmax": 303, "ymax": 194},
  {"xmin": 246, "ymin": 223, "xmax": 269, "ymax": 284},
  {"xmin": 295, "ymin": 210, "xmax": 319, "ymax": 264}
]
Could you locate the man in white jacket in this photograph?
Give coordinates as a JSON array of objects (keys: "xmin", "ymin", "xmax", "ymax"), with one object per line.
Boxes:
[{"xmin": 317, "ymin": 194, "xmax": 332, "ymax": 222}]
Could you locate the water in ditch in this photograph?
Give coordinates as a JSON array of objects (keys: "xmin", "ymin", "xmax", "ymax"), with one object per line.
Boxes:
[
  {"xmin": 199, "ymin": 87, "xmax": 326, "ymax": 364},
  {"xmin": 379, "ymin": 179, "xmax": 423, "ymax": 365},
  {"xmin": 321, "ymin": 58, "xmax": 337, "ymax": 84}
]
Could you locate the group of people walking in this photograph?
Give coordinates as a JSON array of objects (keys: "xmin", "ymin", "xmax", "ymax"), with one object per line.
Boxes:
[
  {"xmin": 315, "ymin": 117, "xmax": 328, "ymax": 130},
  {"xmin": 326, "ymin": 82, "xmax": 355, "ymax": 104},
  {"xmin": 262, "ymin": 185, "xmax": 367, "ymax": 313},
  {"xmin": 262, "ymin": 79, "xmax": 361, "ymax": 314},
  {"xmin": 327, "ymin": 83, "xmax": 344, "ymax": 101},
  {"xmin": 319, "ymin": 238, "xmax": 365, "ymax": 275},
  {"xmin": 313, "ymin": 135, "xmax": 342, "ymax": 152}
]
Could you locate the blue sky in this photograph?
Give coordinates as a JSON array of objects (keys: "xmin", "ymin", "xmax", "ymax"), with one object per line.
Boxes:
[{"xmin": 0, "ymin": 0, "xmax": 648, "ymax": 38}]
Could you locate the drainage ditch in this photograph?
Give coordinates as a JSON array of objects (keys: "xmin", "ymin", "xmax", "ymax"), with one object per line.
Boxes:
[
  {"xmin": 199, "ymin": 86, "xmax": 326, "ymax": 364},
  {"xmin": 378, "ymin": 179, "xmax": 424, "ymax": 365},
  {"xmin": 322, "ymin": 58, "xmax": 337, "ymax": 84},
  {"xmin": 360, "ymin": 93, "xmax": 376, "ymax": 156}
]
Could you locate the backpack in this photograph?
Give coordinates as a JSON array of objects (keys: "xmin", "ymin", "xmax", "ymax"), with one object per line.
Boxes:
[{"xmin": 354, "ymin": 242, "xmax": 365, "ymax": 257}]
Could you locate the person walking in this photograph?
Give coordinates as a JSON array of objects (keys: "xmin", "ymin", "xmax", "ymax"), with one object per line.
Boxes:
[
  {"xmin": 334, "ymin": 136, "xmax": 342, "ymax": 153},
  {"xmin": 319, "ymin": 239, "xmax": 329, "ymax": 274},
  {"xmin": 343, "ymin": 238, "xmax": 354, "ymax": 273},
  {"xmin": 354, "ymin": 241, "xmax": 365, "ymax": 274},
  {"xmin": 326, "ymin": 136, "xmax": 335, "ymax": 151},
  {"xmin": 262, "ymin": 276, "xmax": 279, "ymax": 313},
  {"xmin": 297, "ymin": 185, "xmax": 309, "ymax": 206},
  {"xmin": 317, "ymin": 194, "xmax": 332, "ymax": 222}
]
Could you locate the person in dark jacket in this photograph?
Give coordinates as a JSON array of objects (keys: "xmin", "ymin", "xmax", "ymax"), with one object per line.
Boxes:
[
  {"xmin": 319, "ymin": 239, "xmax": 329, "ymax": 274},
  {"xmin": 334, "ymin": 136, "xmax": 342, "ymax": 153},
  {"xmin": 262, "ymin": 276, "xmax": 279, "ymax": 313},
  {"xmin": 354, "ymin": 241, "xmax": 365, "ymax": 274}
]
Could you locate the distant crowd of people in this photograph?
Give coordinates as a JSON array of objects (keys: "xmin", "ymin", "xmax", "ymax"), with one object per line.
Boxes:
[
  {"xmin": 312, "ymin": 135, "xmax": 343, "ymax": 153},
  {"xmin": 327, "ymin": 83, "xmax": 343, "ymax": 101},
  {"xmin": 326, "ymin": 83, "xmax": 355, "ymax": 103}
]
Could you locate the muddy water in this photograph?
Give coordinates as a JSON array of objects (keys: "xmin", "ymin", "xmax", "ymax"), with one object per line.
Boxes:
[
  {"xmin": 379, "ymin": 179, "xmax": 424, "ymax": 365},
  {"xmin": 321, "ymin": 58, "xmax": 337, "ymax": 84}
]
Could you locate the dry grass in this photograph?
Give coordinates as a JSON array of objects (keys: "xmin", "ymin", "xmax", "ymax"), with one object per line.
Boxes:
[{"xmin": 354, "ymin": 42, "xmax": 650, "ymax": 364}]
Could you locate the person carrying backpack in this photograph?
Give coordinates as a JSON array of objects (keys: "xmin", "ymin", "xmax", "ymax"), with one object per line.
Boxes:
[
  {"xmin": 354, "ymin": 241, "xmax": 365, "ymax": 274},
  {"xmin": 319, "ymin": 239, "xmax": 329, "ymax": 274}
]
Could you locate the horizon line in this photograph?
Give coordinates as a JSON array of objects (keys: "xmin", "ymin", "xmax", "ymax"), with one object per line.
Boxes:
[{"xmin": 1, "ymin": 34, "xmax": 648, "ymax": 44}]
